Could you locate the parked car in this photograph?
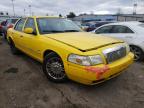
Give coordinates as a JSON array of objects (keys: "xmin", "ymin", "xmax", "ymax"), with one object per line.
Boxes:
[
  {"xmin": 139, "ymin": 20, "xmax": 144, "ymax": 23},
  {"xmin": 73, "ymin": 21, "xmax": 82, "ymax": 27},
  {"xmin": 93, "ymin": 21, "xmax": 144, "ymax": 61},
  {"xmin": 81, "ymin": 22, "xmax": 92, "ymax": 31},
  {"xmin": 2, "ymin": 18, "xmax": 19, "ymax": 39},
  {"xmin": 7, "ymin": 16, "xmax": 134, "ymax": 85},
  {"xmin": 86, "ymin": 21, "xmax": 114, "ymax": 32},
  {"xmin": 0, "ymin": 20, "xmax": 6, "ymax": 36}
]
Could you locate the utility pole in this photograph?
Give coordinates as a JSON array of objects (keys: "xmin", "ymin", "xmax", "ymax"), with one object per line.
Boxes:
[
  {"xmin": 28, "ymin": 5, "xmax": 31, "ymax": 16},
  {"xmin": 133, "ymin": 3, "xmax": 137, "ymax": 15},
  {"xmin": 24, "ymin": 9, "xmax": 26, "ymax": 17},
  {"xmin": 11, "ymin": 0, "xmax": 15, "ymax": 16}
]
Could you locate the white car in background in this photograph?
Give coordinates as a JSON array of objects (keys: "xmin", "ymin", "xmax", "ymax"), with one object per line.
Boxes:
[{"xmin": 93, "ymin": 21, "xmax": 144, "ymax": 61}]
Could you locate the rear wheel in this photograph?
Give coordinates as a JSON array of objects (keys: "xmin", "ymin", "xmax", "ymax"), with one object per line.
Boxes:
[
  {"xmin": 3, "ymin": 31, "xmax": 7, "ymax": 40},
  {"xmin": 9, "ymin": 39, "xmax": 20, "ymax": 55},
  {"xmin": 43, "ymin": 52, "xmax": 67, "ymax": 83},
  {"xmin": 130, "ymin": 46, "xmax": 144, "ymax": 61}
]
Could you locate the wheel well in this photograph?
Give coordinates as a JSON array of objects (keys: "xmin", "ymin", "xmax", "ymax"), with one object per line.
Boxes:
[
  {"xmin": 129, "ymin": 45, "xmax": 137, "ymax": 47},
  {"xmin": 130, "ymin": 45, "xmax": 142, "ymax": 49},
  {"xmin": 43, "ymin": 50, "xmax": 59, "ymax": 59}
]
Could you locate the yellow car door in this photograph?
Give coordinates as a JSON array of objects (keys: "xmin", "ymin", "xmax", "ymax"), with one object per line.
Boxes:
[
  {"xmin": 11, "ymin": 18, "xmax": 26, "ymax": 48},
  {"xmin": 20, "ymin": 18, "xmax": 42, "ymax": 60}
]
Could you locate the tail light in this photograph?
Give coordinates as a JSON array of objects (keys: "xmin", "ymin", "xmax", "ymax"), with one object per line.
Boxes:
[
  {"xmin": 8, "ymin": 24, "xmax": 13, "ymax": 29},
  {"xmin": 0, "ymin": 25, "xmax": 2, "ymax": 29}
]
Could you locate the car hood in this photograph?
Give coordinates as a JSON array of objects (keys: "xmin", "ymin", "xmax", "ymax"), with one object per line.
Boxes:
[{"xmin": 45, "ymin": 32, "xmax": 123, "ymax": 51}]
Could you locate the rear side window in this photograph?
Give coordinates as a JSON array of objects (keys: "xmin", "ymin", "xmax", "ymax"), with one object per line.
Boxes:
[
  {"xmin": 111, "ymin": 25, "xmax": 134, "ymax": 33},
  {"xmin": 11, "ymin": 19, "xmax": 19, "ymax": 24},
  {"xmin": 95, "ymin": 25, "xmax": 113, "ymax": 34},
  {"xmin": 14, "ymin": 19, "xmax": 26, "ymax": 31}
]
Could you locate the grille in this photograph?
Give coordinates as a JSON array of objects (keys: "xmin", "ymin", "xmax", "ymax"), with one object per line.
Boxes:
[{"xmin": 103, "ymin": 46, "xmax": 126, "ymax": 63}]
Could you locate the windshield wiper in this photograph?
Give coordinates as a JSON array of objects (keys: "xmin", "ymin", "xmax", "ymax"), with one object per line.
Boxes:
[
  {"xmin": 42, "ymin": 30, "xmax": 80, "ymax": 34},
  {"xmin": 63, "ymin": 30, "xmax": 80, "ymax": 32},
  {"xmin": 42, "ymin": 30, "xmax": 65, "ymax": 33}
]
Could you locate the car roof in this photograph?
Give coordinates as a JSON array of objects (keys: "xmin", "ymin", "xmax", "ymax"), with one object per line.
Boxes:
[
  {"xmin": 28, "ymin": 16, "xmax": 61, "ymax": 19},
  {"xmin": 6, "ymin": 18, "xmax": 20, "ymax": 20},
  {"xmin": 103, "ymin": 21, "xmax": 142, "ymax": 26}
]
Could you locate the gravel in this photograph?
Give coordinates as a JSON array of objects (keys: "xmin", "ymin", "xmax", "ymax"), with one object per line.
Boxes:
[{"xmin": 0, "ymin": 39, "xmax": 144, "ymax": 108}]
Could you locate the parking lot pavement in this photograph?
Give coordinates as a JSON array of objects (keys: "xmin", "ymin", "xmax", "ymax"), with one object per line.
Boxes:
[{"xmin": 0, "ymin": 39, "xmax": 144, "ymax": 108}]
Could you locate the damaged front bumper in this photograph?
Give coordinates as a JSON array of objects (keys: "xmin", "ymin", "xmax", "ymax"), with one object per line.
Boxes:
[{"xmin": 66, "ymin": 52, "xmax": 134, "ymax": 85}]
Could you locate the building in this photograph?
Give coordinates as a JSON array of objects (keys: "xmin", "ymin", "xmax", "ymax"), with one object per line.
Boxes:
[{"xmin": 72, "ymin": 14, "xmax": 144, "ymax": 22}]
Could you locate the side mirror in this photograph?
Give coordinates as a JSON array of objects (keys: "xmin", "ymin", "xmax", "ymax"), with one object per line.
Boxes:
[
  {"xmin": 8, "ymin": 24, "xmax": 13, "ymax": 29},
  {"xmin": 23, "ymin": 28, "xmax": 34, "ymax": 34}
]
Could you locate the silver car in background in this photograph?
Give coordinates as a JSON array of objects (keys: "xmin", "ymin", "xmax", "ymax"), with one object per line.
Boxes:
[{"xmin": 93, "ymin": 21, "xmax": 144, "ymax": 61}]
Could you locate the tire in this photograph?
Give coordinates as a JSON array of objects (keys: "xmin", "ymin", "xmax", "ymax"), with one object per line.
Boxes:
[
  {"xmin": 130, "ymin": 46, "xmax": 144, "ymax": 61},
  {"xmin": 9, "ymin": 39, "xmax": 20, "ymax": 55},
  {"xmin": 43, "ymin": 52, "xmax": 67, "ymax": 83},
  {"xmin": 3, "ymin": 31, "xmax": 7, "ymax": 40}
]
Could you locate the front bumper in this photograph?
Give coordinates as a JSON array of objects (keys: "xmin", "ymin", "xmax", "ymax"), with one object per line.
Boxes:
[{"xmin": 66, "ymin": 52, "xmax": 134, "ymax": 85}]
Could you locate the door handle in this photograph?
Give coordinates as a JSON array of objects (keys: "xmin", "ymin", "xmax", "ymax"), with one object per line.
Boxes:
[{"xmin": 20, "ymin": 35, "xmax": 23, "ymax": 37}]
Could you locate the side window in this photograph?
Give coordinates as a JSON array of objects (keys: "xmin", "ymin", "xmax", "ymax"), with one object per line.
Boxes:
[
  {"xmin": 24, "ymin": 18, "xmax": 36, "ymax": 30},
  {"xmin": 111, "ymin": 25, "xmax": 134, "ymax": 33},
  {"xmin": 95, "ymin": 26, "xmax": 113, "ymax": 34},
  {"xmin": 11, "ymin": 19, "xmax": 19, "ymax": 24},
  {"xmin": 126, "ymin": 27, "xmax": 134, "ymax": 33},
  {"xmin": 14, "ymin": 19, "xmax": 26, "ymax": 31}
]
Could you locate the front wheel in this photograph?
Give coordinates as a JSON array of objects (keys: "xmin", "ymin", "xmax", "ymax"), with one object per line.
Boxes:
[
  {"xmin": 3, "ymin": 31, "xmax": 7, "ymax": 40},
  {"xmin": 43, "ymin": 52, "xmax": 67, "ymax": 83},
  {"xmin": 130, "ymin": 46, "xmax": 144, "ymax": 61}
]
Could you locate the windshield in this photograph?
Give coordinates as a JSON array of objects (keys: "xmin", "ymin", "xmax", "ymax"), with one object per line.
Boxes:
[{"xmin": 37, "ymin": 18, "xmax": 82, "ymax": 34}]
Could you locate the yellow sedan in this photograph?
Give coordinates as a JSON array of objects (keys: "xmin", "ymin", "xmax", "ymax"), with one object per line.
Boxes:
[{"xmin": 7, "ymin": 16, "xmax": 134, "ymax": 85}]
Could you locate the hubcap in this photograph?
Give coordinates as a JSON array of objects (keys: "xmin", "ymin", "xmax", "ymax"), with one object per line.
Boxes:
[
  {"xmin": 46, "ymin": 57, "xmax": 65, "ymax": 80},
  {"xmin": 130, "ymin": 47, "xmax": 141, "ymax": 60}
]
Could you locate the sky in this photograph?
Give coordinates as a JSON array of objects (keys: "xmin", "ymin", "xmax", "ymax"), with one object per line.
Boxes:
[{"xmin": 0, "ymin": 0, "xmax": 144, "ymax": 16}]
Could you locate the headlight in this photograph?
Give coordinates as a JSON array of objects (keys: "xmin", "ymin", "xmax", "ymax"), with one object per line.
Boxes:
[
  {"xmin": 125, "ymin": 44, "xmax": 130, "ymax": 53},
  {"xmin": 68, "ymin": 54, "xmax": 103, "ymax": 66}
]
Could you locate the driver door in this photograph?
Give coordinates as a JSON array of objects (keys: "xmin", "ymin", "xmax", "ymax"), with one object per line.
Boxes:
[{"xmin": 21, "ymin": 18, "xmax": 41, "ymax": 60}]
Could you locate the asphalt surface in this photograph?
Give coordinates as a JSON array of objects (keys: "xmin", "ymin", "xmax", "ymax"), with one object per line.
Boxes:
[{"xmin": 0, "ymin": 38, "xmax": 144, "ymax": 108}]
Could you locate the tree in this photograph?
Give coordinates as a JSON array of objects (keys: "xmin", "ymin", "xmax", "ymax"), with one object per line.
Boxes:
[
  {"xmin": 46, "ymin": 13, "xmax": 49, "ymax": 16},
  {"xmin": 59, "ymin": 14, "xmax": 62, "ymax": 17},
  {"xmin": 0, "ymin": 12, "xmax": 4, "ymax": 15},
  {"xmin": 67, "ymin": 12, "xmax": 76, "ymax": 18}
]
